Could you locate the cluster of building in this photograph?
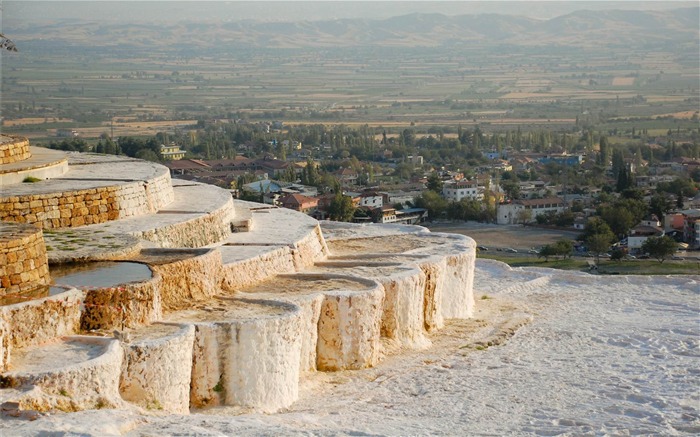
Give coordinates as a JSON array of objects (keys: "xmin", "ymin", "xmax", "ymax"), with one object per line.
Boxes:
[
  {"xmin": 161, "ymin": 142, "xmax": 699, "ymax": 248},
  {"xmin": 240, "ymin": 181, "xmax": 427, "ymax": 225}
]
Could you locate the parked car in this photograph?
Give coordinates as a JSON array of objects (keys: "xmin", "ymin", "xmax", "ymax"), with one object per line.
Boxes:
[
  {"xmin": 528, "ymin": 249, "xmax": 539, "ymax": 254},
  {"xmin": 505, "ymin": 248, "xmax": 518, "ymax": 253},
  {"xmin": 477, "ymin": 246, "xmax": 489, "ymax": 251},
  {"xmin": 671, "ymin": 255, "xmax": 683, "ymax": 260}
]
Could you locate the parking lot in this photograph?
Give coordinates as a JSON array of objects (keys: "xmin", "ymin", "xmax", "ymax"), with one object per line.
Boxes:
[
  {"xmin": 427, "ymin": 222, "xmax": 698, "ymax": 261},
  {"xmin": 427, "ymin": 222, "xmax": 580, "ymax": 253}
]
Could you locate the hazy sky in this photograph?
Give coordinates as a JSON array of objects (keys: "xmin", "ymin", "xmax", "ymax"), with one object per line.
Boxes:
[{"xmin": 3, "ymin": 1, "xmax": 697, "ymax": 25}]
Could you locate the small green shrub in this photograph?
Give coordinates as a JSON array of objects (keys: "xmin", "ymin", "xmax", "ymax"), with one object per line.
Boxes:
[
  {"xmin": 22, "ymin": 176, "xmax": 42, "ymax": 183},
  {"xmin": 213, "ymin": 379, "xmax": 224, "ymax": 393}
]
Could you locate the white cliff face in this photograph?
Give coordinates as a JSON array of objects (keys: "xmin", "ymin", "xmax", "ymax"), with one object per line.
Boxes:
[
  {"xmin": 418, "ymin": 260, "xmax": 446, "ymax": 332},
  {"xmin": 278, "ymin": 293, "xmax": 324, "ymax": 373},
  {"xmin": 119, "ymin": 324, "xmax": 195, "ymax": 414},
  {"xmin": 173, "ymin": 298, "xmax": 303, "ymax": 413},
  {"xmin": 189, "ymin": 322, "xmax": 227, "ymax": 408},
  {"xmin": 317, "ymin": 284, "xmax": 385, "ymax": 371},
  {"xmin": 313, "ymin": 262, "xmax": 430, "ymax": 351},
  {"xmin": 222, "ymin": 310, "xmax": 302, "ymax": 411},
  {"xmin": 374, "ymin": 268, "xmax": 430, "ymax": 349},
  {"xmin": 440, "ymin": 250, "xmax": 476, "ymax": 318},
  {"xmin": 403, "ymin": 233, "xmax": 477, "ymax": 320}
]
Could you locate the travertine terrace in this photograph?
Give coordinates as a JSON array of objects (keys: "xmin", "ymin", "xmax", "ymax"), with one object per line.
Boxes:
[{"xmin": 0, "ymin": 135, "xmax": 475, "ymax": 415}]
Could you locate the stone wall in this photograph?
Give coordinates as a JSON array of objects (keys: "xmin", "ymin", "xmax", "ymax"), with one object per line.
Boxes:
[
  {"xmin": 0, "ymin": 177, "xmax": 174, "ymax": 229},
  {"xmin": 0, "ymin": 136, "xmax": 31, "ymax": 165},
  {"xmin": 0, "ymin": 222, "xmax": 50, "ymax": 295}
]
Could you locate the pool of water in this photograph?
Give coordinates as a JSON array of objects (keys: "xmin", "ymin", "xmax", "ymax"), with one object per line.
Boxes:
[
  {"xmin": 50, "ymin": 261, "xmax": 152, "ymax": 289},
  {"xmin": 0, "ymin": 261, "xmax": 152, "ymax": 306}
]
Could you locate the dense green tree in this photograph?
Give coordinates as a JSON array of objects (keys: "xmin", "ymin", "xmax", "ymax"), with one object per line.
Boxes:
[
  {"xmin": 582, "ymin": 218, "xmax": 615, "ymax": 263},
  {"xmin": 426, "ymin": 173, "xmax": 443, "ymax": 193},
  {"xmin": 414, "ymin": 191, "xmax": 448, "ymax": 220},
  {"xmin": 328, "ymin": 193, "xmax": 355, "ymax": 222},
  {"xmin": 537, "ymin": 244, "xmax": 558, "ymax": 261},
  {"xmin": 501, "ymin": 179, "xmax": 521, "ymax": 200},
  {"xmin": 641, "ymin": 236, "xmax": 678, "ymax": 263},
  {"xmin": 616, "ymin": 167, "xmax": 634, "ymax": 192},
  {"xmin": 611, "ymin": 149, "xmax": 625, "ymax": 179},
  {"xmin": 538, "ymin": 240, "xmax": 573, "ymax": 261},
  {"xmin": 553, "ymin": 239, "xmax": 574, "ymax": 258},
  {"xmin": 48, "ymin": 138, "xmax": 90, "ymax": 153},
  {"xmin": 555, "ymin": 210, "xmax": 575, "ymax": 227},
  {"xmin": 597, "ymin": 135, "xmax": 609, "ymax": 166},
  {"xmin": 600, "ymin": 206, "xmax": 635, "ymax": 237},
  {"xmin": 300, "ymin": 158, "xmax": 319, "ymax": 186},
  {"xmin": 649, "ymin": 193, "xmax": 673, "ymax": 219},
  {"xmin": 610, "ymin": 248, "xmax": 625, "ymax": 262}
]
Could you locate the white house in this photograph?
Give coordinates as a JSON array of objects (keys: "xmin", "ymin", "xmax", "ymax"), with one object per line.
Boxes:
[
  {"xmin": 443, "ymin": 180, "xmax": 481, "ymax": 202},
  {"xmin": 358, "ymin": 192, "xmax": 387, "ymax": 208},
  {"xmin": 628, "ymin": 225, "xmax": 664, "ymax": 254},
  {"xmin": 497, "ymin": 197, "xmax": 566, "ymax": 225}
]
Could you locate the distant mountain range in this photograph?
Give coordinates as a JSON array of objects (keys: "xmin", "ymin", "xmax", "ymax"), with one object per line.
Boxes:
[{"xmin": 7, "ymin": 7, "xmax": 699, "ymax": 50}]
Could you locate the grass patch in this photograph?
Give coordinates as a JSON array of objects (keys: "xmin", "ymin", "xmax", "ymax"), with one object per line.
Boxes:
[{"xmin": 478, "ymin": 254, "xmax": 700, "ymax": 275}]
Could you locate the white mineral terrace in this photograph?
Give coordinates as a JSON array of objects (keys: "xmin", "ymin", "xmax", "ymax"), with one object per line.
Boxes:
[
  {"xmin": 0, "ymin": 144, "xmax": 477, "ymax": 422},
  {"xmin": 0, "ymin": 147, "xmax": 69, "ymax": 186},
  {"xmin": 0, "ymin": 145, "xmax": 697, "ymax": 435}
]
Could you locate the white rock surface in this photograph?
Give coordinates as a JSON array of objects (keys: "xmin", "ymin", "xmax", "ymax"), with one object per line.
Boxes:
[
  {"xmin": 317, "ymin": 283, "xmax": 385, "ymax": 371},
  {"xmin": 167, "ymin": 298, "xmax": 303, "ymax": 413},
  {"xmin": 1, "ymin": 336, "xmax": 124, "ymax": 412},
  {"xmin": 119, "ymin": 323, "xmax": 195, "ymax": 414},
  {"xmin": 313, "ymin": 262, "xmax": 430, "ymax": 350}
]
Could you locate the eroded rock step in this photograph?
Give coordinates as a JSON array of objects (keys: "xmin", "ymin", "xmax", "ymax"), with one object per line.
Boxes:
[
  {"xmin": 164, "ymin": 298, "xmax": 302, "ymax": 412},
  {"xmin": 82, "ymin": 180, "xmax": 235, "ymax": 248},
  {"xmin": 0, "ymin": 336, "xmax": 123, "ymax": 412},
  {"xmin": 323, "ymin": 228, "xmax": 477, "ymax": 323},
  {"xmin": 311, "ymin": 261, "xmax": 430, "ymax": 350},
  {"xmin": 229, "ymin": 273, "xmax": 383, "ymax": 372}
]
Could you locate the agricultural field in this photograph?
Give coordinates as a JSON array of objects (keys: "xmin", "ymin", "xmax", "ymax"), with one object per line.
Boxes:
[{"xmin": 1, "ymin": 8, "xmax": 698, "ymax": 143}]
